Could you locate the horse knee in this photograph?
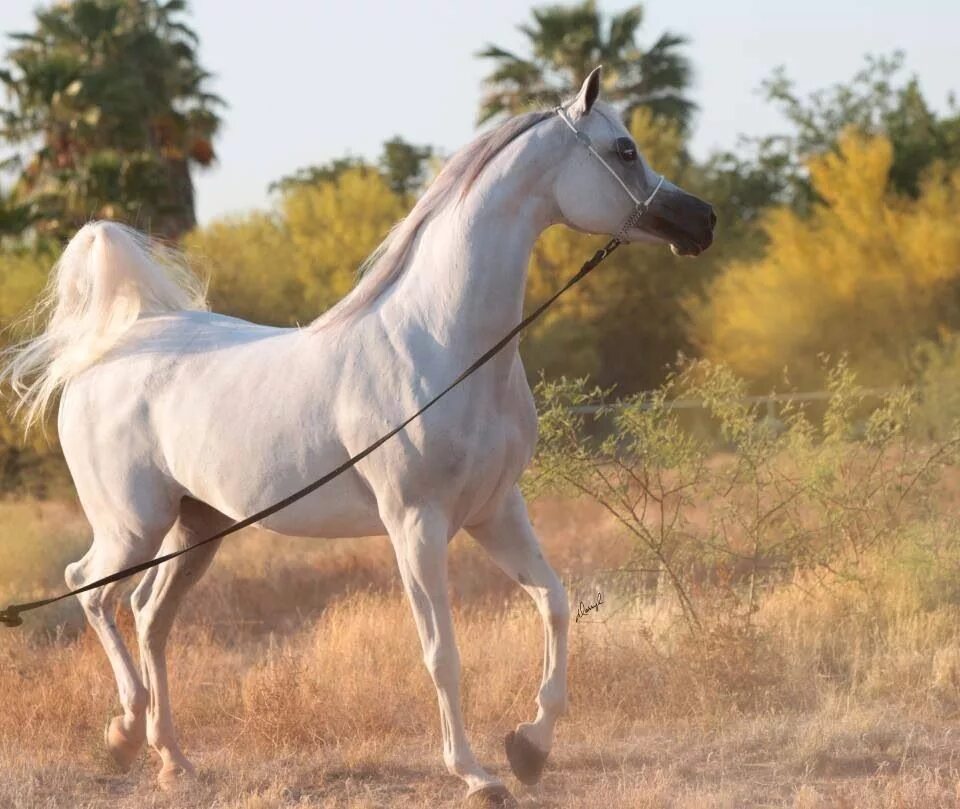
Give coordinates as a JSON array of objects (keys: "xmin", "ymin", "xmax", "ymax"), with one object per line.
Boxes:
[
  {"xmin": 547, "ymin": 587, "xmax": 570, "ymax": 633},
  {"xmin": 130, "ymin": 569, "xmax": 157, "ymax": 621},
  {"xmin": 530, "ymin": 576, "xmax": 568, "ymax": 631},
  {"xmin": 424, "ymin": 644, "xmax": 460, "ymax": 685}
]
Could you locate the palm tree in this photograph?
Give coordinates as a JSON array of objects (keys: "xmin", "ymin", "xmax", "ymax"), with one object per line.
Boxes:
[
  {"xmin": 0, "ymin": 0, "xmax": 223, "ymax": 241},
  {"xmin": 477, "ymin": 1, "xmax": 694, "ymax": 130}
]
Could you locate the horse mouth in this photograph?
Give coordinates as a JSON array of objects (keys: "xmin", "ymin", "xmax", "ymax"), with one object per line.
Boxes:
[
  {"xmin": 670, "ymin": 240, "xmax": 704, "ymax": 257},
  {"xmin": 642, "ymin": 214, "xmax": 712, "ymax": 257}
]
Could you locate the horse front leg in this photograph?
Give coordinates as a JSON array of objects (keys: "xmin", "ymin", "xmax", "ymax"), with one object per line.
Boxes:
[
  {"xmin": 467, "ymin": 486, "xmax": 570, "ymax": 786},
  {"xmin": 385, "ymin": 504, "xmax": 516, "ymax": 807}
]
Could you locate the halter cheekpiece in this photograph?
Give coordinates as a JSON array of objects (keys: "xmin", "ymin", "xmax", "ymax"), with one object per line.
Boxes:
[{"xmin": 555, "ymin": 105, "xmax": 664, "ymax": 243}]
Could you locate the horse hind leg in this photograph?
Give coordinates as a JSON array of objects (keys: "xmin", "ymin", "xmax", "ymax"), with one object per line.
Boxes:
[
  {"xmin": 65, "ymin": 524, "xmax": 172, "ymax": 771},
  {"xmin": 131, "ymin": 498, "xmax": 229, "ymax": 789}
]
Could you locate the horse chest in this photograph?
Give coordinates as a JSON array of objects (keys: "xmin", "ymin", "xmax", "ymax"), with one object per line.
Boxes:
[{"xmin": 400, "ymin": 381, "xmax": 537, "ymax": 523}]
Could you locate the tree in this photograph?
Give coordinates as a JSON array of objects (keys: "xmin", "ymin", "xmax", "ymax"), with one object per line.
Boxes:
[
  {"xmin": 271, "ymin": 137, "xmax": 433, "ymax": 199},
  {"xmin": 738, "ymin": 53, "xmax": 960, "ymax": 209},
  {"xmin": 477, "ymin": 1, "xmax": 694, "ymax": 130},
  {"xmin": 268, "ymin": 157, "xmax": 372, "ymax": 195},
  {"xmin": 0, "ymin": 0, "xmax": 223, "ymax": 241},
  {"xmin": 0, "ymin": 189, "xmax": 33, "ymax": 240},
  {"xmin": 693, "ymin": 131, "xmax": 960, "ymax": 389},
  {"xmin": 187, "ymin": 165, "xmax": 406, "ymax": 326},
  {"xmin": 379, "ymin": 136, "xmax": 433, "ymax": 196},
  {"xmin": 281, "ymin": 167, "xmax": 408, "ymax": 310}
]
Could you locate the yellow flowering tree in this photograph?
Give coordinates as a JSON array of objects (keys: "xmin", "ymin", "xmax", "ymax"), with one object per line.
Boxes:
[
  {"xmin": 281, "ymin": 168, "xmax": 407, "ymax": 311},
  {"xmin": 186, "ymin": 167, "xmax": 405, "ymax": 326},
  {"xmin": 694, "ymin": 130, "xmax": 960, "ymax": 389}
]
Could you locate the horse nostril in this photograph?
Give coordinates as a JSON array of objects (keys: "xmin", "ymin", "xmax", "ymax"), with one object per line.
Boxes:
[{"xmin": 709, "ymin": 208, "xmax": 717, "ymax": 229}]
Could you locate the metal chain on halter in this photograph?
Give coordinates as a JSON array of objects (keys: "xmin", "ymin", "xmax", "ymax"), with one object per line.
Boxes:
[
  {"xmin": 0, "ymin": 106, "xmax": 658, "ymax": 629},
  {"xmin": 615, "ymin": 204, "xmax": 651, "ymax": 244}
]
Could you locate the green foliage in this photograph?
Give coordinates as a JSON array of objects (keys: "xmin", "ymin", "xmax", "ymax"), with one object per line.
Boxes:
[
  {"xmin": 0, "ymin": 415, "xmax": 71, "ymax": 498},
  {"xmin": 910, "ymin": 334, "xmax": 960, "ymax": 440},
  {"xmin": 477, "ymin": 1, "xmax": 694, "ymax": 130},
  {"xmin": 528, "ymin": 362, "xmax": 960, "ymax": 633},
  {"xmin": 0, "ymin": 0, "xmax": 223, "ymax": 240},
  {"xmin": 696, "ymin": 139, "xmax": 797, "ymax": 229},
  {"xmin": 183, "ymin": 211, "xmax": 297, "ymax": 325},
  {"xmin": 744, "ymin": 53, "xmax": 960, "ymax": 209},
  {"xmin": 692, "ymin": 55, "xmax": 960, "ymax": 393},
  {"xmin": 0, "ymin": 190, "xmax": 35, "ymax": 239},
  {"xmin": 379, "ymin": 137, "xmax": 433, "ymax": 195},
  {"xmin": 268, "ymin": 157, "xmax": 373, "ymax": 195},
  {"xmin": 0, "ymin": 247, "xmax": 70, "ymax": 495},
  {"xmin": 0, "ymin": 247, "xmax": 50, "ymax": 328},
  {"xmin": 269, "ymin": 137, "xmax": 433, "ymax": 198},
  {"xmin": 280, "ymin": 168, "xmax": 407, "ymax": 310}
]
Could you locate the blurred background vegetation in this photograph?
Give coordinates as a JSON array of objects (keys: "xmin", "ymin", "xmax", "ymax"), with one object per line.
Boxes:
[
  {"xmin": 1, "ymin": 0, "xmax": 960, "ymax": 496},
  {"xmin": 5, "ymin": 11, "xmax": 960, "ymax": 802}
]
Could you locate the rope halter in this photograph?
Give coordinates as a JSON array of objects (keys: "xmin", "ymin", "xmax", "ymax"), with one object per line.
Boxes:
[{"xmin": 555, "ymin": 106, "xmax": 664, "ymax": 243}]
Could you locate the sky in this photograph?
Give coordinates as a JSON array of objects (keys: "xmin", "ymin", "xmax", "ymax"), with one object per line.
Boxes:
[{"xmin": 1, "ymin": 0, "xmax": 958, "ymax": 224}]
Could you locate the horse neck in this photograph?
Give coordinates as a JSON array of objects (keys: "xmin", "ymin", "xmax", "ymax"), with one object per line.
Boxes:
[{"xmin": 386, "ymin": 137, "xmax": 559, "ymax": 352}]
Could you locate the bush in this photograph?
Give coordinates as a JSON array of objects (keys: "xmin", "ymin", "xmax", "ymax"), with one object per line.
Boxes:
[{"xmin": 527, "ymin": 360, "xmax": 960, "ymax": 635}]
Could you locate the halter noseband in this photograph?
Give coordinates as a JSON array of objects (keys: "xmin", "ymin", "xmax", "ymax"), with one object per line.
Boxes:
[{"xmin": 555, "ymin": 106, "xmax": 664, "ymax": 243}]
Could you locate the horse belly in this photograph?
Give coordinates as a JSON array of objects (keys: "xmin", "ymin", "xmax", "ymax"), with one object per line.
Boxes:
[
  {"xmin": 255, "ymin": 474, "xmax": 386, "ymax": 538},
  {"xmin": 169, "ymin": 426, "xmax": 387, "ymax": 539}
]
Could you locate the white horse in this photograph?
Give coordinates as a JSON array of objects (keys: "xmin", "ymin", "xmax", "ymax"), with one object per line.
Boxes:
[{"xmin": 2, "ymin": 69, "xmax": 713, "ymax": 806}]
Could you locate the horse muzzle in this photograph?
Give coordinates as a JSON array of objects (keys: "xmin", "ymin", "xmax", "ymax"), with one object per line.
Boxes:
[{"xmin": 641, "ymin": 190, "xmax": 716, "ymax": 257}]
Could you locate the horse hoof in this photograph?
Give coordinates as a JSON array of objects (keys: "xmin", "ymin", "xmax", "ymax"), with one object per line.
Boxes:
[
  {"xmin": 464, "ymin": 783, "xmax": 518, "ymax": 808},
  {"xmin": 157, "ymin": 759, "xmax": 195, "ymax": 791},
  {"xmin": 504, "ymin": 729, "xmax": 548, "ymax": 785},
  {"xmin": 104, "ymin": 715, "xmax": 143, "ymax": 771}
]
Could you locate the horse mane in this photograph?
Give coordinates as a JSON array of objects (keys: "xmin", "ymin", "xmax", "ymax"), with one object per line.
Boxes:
[{"xmin": 310, "ymin": 110, "xmax": 553, "ymax": 331}]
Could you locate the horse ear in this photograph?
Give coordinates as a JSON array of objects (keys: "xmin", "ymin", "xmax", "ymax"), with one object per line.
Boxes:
[{"xmin": 570, "ymin": 66, "xmax": 602, "ymax": 118}]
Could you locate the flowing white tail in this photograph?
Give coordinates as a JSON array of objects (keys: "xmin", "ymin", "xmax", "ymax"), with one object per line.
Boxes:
[{"xmin": 0, "ymin": 221, "xmax": 207, "ymax": 430}]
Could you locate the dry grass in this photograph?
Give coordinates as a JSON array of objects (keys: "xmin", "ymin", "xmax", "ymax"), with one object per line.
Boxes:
[{"xmin": 3, "ymin": 496, "xmax": 960, "ymax": 808}]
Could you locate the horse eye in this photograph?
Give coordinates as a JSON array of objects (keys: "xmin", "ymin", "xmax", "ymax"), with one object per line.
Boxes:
[{"xmin": 615, "ymin": 138, "xmax": 637, "ymax": 162}]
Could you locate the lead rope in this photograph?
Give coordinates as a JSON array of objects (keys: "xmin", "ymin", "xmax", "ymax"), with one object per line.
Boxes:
[
  {"xmin": 2, "ymin": 107, "xmax": 661, "ymax": 629},
  {"xmin": 0, "ymin": 238, "xmax": 624, "ymax": 628}
]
